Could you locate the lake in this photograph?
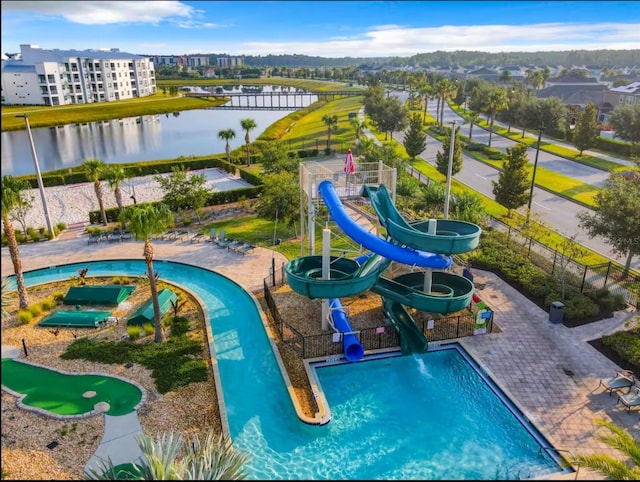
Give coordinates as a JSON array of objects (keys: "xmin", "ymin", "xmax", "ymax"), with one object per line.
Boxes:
[{"xmin": 2, "ymin": 87, "xmax": 318, "ymax": 177}]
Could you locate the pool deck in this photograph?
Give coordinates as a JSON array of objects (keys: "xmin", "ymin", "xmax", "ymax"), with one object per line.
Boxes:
[{"xmin": 2, "ymin": 228, "xmax": 638, "ymax": 480}]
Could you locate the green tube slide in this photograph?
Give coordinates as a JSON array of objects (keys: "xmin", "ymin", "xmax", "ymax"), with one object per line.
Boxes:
[
  {"xmin": 363, "ymin": 184, "xmax": 482, "ymax": 254},
  {"xmin": 285, "ymin": 254, "xmax": 390, "ymax": 299},
  {"xmin": 381, "ymin": 298, "xmax": 428, "ymax": 355},
  {"xmin": 372, "ymin": 271, "xmax": 474, "ymax": 314}
]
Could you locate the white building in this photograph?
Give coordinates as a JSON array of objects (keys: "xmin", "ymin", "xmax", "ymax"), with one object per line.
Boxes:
[
  {"xmin": 1, "ymin": 44, "xmax": 156, "ymax": 106},
  {"xmin": 216, "ymin": 56, "xmax": 245, "ymax": 68}
]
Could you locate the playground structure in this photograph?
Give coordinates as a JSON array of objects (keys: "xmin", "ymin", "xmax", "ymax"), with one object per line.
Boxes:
[{"xmin": 285, "ymin": 159, "xmax": 482, "ymax": 360}]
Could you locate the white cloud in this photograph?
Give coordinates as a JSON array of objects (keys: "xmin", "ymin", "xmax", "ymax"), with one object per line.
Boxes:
[
  {"xmin": 2, "ymin": 0, "xmax": 194, "ymax": 25},
  {"xmin": 236, "ymin": 22, "xmax": 640, "ymax": 57}
]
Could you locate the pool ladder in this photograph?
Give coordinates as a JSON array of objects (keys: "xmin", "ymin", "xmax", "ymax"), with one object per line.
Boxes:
[{"xmin": 538, "ymin": 447, "xmax": 579, "ymax": 480}]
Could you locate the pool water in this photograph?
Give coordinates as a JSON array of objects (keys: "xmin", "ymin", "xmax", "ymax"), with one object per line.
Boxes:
[{"xmin": 11, "ymin": 260, "xmax": 563, "ymax": 480}]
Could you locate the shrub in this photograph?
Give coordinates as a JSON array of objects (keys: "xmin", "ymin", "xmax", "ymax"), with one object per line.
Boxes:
[
  {"xmin": 602, "ymin": 328, "xmax": 640, "ymax": 366},
  {"xmin": 56, "ymin": 222, "xmax": 67, "ymax": 232},
  {"xmin": 38, "ymin": 227, "xmax": 45, "ymax": 235},
  {"xmin": 40, "ymin": 298, "xmax": 56, "ymax": 311},
  {"xmin": 563, "ymin": 295, "xmax": 600, "ymax": 322},
  {"xmin": 28, "ymin": 304, "xmax": 42, "ymax": 317},
  {"xmin": 17, "ymin": 310, "xmax": 33, "ymax": 324},
  {"xmin": 182, "ymin": 216, "xmax": 192, "ymax": 227},
  {"xmin": 52, "ymin": 290, "xmax": 65, "ymax": 302},
  {"xmin": 44, "ymin": 231, "xmax": 54, "ymax": 240},
  {"xmin": 170, "ymin": 316, "xmax": 190, "ymax": 338},
  {"xmin": 14, "ymin": 232, "xmax": 26, "ymax": 244},
  {"xmin": 142, "ymin": 323, "xmax": 154, "ymax": 337},
  {"xmin": 29, "ymin": 232, "xmax": 41, "ymax": 243},
  {"xmin": 127, "ymin": 325, "xmax": 142, "ymax": 340}
]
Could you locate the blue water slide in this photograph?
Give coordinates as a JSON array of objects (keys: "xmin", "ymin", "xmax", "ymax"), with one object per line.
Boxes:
[
  {"xmin": 329, "ymin": 298, "xmax": 365, "ymax": 362},
  {"xmin": 318, "ymin": 180, "xmax": 452, "ymax": 270}
]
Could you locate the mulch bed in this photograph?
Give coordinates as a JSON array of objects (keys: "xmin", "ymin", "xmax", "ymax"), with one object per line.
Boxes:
[{"xmin": 587, "ymin": 337, "xmax": 640, "ymax": 378}]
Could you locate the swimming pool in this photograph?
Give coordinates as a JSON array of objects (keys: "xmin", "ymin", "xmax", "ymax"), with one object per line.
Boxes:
[{"xmin": 9, "ymin": 259, "xmax": 566, "ymax": 479}]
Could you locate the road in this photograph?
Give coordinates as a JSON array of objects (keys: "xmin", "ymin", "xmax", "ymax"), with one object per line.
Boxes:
[{"xmin": 374, "ymin": 91, "xmax": 639, "ymax": 270}]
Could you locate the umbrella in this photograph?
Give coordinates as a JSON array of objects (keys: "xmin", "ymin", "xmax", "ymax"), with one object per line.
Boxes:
[{"xmin": 343, "ymin": 149, "xmax": 355, "ymax": 174}]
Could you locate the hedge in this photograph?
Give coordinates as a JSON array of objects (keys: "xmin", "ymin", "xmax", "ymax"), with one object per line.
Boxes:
[{"xmin": 594, "ymin": 136, "xmax": 633, "ymax": 158}]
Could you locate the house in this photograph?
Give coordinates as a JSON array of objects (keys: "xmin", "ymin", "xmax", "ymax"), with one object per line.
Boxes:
[{"xmin": 600, "ymin": 81, "xmax": 640, "ymax": 122}]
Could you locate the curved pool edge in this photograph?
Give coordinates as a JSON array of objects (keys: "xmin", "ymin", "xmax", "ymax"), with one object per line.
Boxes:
[{"xmin": 1, "ymin": 357, "xmax": 147, "ymax": 420}]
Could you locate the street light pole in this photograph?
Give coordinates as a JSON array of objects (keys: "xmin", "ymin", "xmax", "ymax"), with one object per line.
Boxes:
[
  {"xmin": 525, "ymin": 126, "xmax": 544, "ymax": 224},
  {"xmin": 443, "ymin": 120, "xmax": 456, "ymax": 220},
  {"xmin": 16, "ymin": 114, "xmax": 55, "ymax": 235}
]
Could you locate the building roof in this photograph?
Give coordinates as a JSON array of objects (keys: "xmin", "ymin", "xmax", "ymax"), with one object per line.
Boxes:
[
  {"xmin": 537, "ymin": 84, "xmax": 606, "ymax": 105},
  {"xmin": 610, "ymin": 81, "xmax": 640, "ymax": 93},
  {"xmin": 1, "ymin": 63, "xmax": 37, "ymax": 73}
]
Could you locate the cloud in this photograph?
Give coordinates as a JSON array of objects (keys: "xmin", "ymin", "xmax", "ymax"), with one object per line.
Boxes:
[
  {"xmin": 237, "ymin": 22, "xmax": 640, "ymax": 57},
  {"xmin": 2, "ymin": 0, "xmax": 194, "ymax": 25}
]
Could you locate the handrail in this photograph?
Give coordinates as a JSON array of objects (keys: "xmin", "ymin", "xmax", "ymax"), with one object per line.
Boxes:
[{"xmin": 538, "ymin": 447, "xmax": 579, "ymax": 480}]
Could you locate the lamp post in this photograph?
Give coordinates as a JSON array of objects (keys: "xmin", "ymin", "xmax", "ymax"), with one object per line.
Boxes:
[
  {"xmin": 16, "ymin": 114, "xmax": 55, "ymax": 235},
  {"xmin": 525, "ymin": 116, "xmax": 576, "ymax": 224},
  {"xmin": 443, "ymin": 120, "xmax": 457, "ymax": 220}
]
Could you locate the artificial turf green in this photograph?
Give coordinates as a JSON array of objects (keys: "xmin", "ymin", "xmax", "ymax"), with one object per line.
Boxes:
[{"xmin": 1, "ymin": 358, "xmax": 142, "ymax": 416}]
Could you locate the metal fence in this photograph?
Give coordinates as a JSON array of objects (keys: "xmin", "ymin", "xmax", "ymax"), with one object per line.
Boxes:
[
  {"xmin": 489, "ymin": 216, "xmax": 639, "ymax": 308},
  {"xmin": 263, "ymin": 266, "xmax": 494, "ymax": 360}
]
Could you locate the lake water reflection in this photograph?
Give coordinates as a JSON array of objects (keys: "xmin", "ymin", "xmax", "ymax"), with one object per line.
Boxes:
[{"xmin": 2, "ymin": 87, "xmax": 317, "ymax": 177}]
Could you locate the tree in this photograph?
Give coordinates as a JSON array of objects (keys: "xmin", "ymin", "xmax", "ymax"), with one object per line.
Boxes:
[
  {"xmin": 377, "ymin": 96, "xmax": 408, "ymax": 141},
  {"xmin": 322, "ymin": 114, "xmax": 339, "ymax": 150},
  {"xmin": 83, "ymin": 158, "xmax": 108, "ymax": 225},
  {"xmin": 1, "ymin": 277, "xmax": 11, "ymax": 322},
  {"xmin": 240, "ymin": 118, "xmax": 257, "ymax": 166},
  {"xmin": 218, "ymin": 128, "xmax": 236, "ymax": 163},
  {"xmin": 608, "ymin": 103, "xmax": 640, "ymax": 158},
  {"xmin": 578, "ymin": 172, "xmax": 640, "ymax": 274},
  {"xmin": 350, "ymin": 117, "xmax": 365, "ymax": 144},
  {"xmin": 1, "ymin": 176, "xmax": 31, "ymax": 309},
  {"xmin": 435, "ymin": 125, "xmax": 463, "ymax": 177},
  {"xmin": 260, "ymin": 140, "xmax": 299, "ymax": 174},
  {"xmin": 154, "ymin": 166, "xmax": 210, "ymax": 221},
  {"xmin": 492, "ymin": 143, "xmax": 530, "ymax": 217},
  {"xmin": 486, "ymin": 89, "xmax": 508, "ymax": 147},
  {"xmin": 119, "ymin": 204, "xmax": 173, "ymax": 343},
  {"xmin": 8, "ymin": 187, "xmax": 34, "ymax": 236},
  {"xmin": 467, "ymin": 111, "xmax": 481, "ymax": 141},
  {"xmin": 418, "ymin": 81, "xmax": 432, "ymax": 124},
  {"xmin": 256, "ymin": 171, "xmax": 300, "ymax": 226},
  {"xmin": 570, "ymin": 419, "xmax": 640, "ymax": 480},
  {"xmin": 86, "ymin": 430, "xmax": 248, "ymax": 480},
  {"xmin": 573, "ymin": 103, "xmax": 598, "ymax": 156},
  {"xmin": 403, "ymin": 113, "xmax": 427, "ymax": 161},
  {"xmin": 104, "ymin": 164, "xmax": 128, "ymax": 211},
  {"xmin": 500, "ymin": 69, "xmax": 512, "ymax": 84}
]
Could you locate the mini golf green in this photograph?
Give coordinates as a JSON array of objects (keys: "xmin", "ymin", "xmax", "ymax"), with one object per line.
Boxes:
[{"xmin": 1, "ymin": 358, "xmax": 142, "ymax": 416}]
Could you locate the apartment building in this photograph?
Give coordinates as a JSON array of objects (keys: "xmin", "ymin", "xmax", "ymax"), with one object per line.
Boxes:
[
  {"xmin": 603, "ymin": 81, "xmax": 640, "ymax": 107},
  {"xmin": 216, "ymin": 56, "xmax": 245, "ymax": 68},
  {"xmin": 149, "ymin": 54, "xmax": 209, "ymax": 68},
  {"xmin": 1, "ymin": 44, "xmax": 156, "ymax": 106}
]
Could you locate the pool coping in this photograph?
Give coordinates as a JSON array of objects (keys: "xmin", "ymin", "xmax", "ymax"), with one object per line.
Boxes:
[{"xmin": 1, "ymin": 357, "xmax": 147, "ymax": 421}]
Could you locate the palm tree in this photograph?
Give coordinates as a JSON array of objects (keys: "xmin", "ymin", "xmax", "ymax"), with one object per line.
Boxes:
[
  {"xmin": 239, "ymin": 118, "xmax": 257, "ymax": 167},
  {"xmin": 1, "ymin": 277, "xmax": 12, "ymax": 322},
  {"xmin": 218, "ymin": 128, "xmax": 236, "ymax": 163},
  {"xmin": 119, "ymin": 204, "xmax": 173, "ymax": 343},
  {"xmin": 83, "ymin": 158, "xmax": 108, "ymax": 225},
  {"xmin": 487, "ymin": 89, "xmax": 508, "ymax": 148},
  {"xmin": 105, "ymin": 164, "xmax": 128, "ymax": 211},
  {"xmin": 1, "ymin": 176, "xmax": 30, "ymax": 310},
  {"xmin": 418, "ymin": 81, "xmax": 432, "ymax": 125},
  {"xmin": 467, "ymin": 111, "xmax": 481, "ymax": 141},
  {"xmin": 86, "ymin": 430, "xmax": 248, "ymax": 480},
  {"xmin": 322, "ymin": 114, "xmax": 339, "ymax": 151},
  {"xmin": 350, "ymin": 117, "xmax": 365, "ymax": 143},
  {"xmin": 570, "ymin": 419, "xmax": 639, "ymax": 480}
]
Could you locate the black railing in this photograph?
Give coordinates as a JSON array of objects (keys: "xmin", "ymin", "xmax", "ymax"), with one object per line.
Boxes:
[{"xmin": 263, "ymin": 267, "xmax": 494, "ymax": 360}]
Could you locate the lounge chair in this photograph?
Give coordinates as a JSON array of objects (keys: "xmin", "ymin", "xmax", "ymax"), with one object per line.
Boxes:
[
  {"xmin": 598, "ymin": 370, "xmax": 635, "ymax": 396},
  {"xmin": 120, "ymin": 230, "xmax": 133, "ymax": 241},
  {"xmin": 87, "ymin": 232, "xmax": 102, "ymax": 245},
  {"xmin": 226, "ymin": 239, "xmax": 243, "ymax": 251},
  {"xmin": 218, "ymin": 236, "xmax": 235, "ymax": 249},
  {"xmin": 174, "ymin": 230, "xmax": 189, "ymax": 241},
  {"xmin": 236, "ymin": 243, "xmax": 256, "ymax": 255},
  {"xmin": 214, "ymin": 230, "xmax": 226, "ymax": 247},
  {"xmin": 207, "ymin": 228, "xmax": 217, "ymax": 242},
  {"xmin": 190, "ymin": 232, "xmax": 205, "ymax": 243},
  {"xmin": 616, "ymin": 386, "xmax": 640, "ymax": 413}
]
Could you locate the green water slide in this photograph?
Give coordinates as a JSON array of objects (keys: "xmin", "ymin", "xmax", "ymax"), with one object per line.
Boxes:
[
  {"xmin": 285, "ymin": 254, "xmax": 391, "ymax": 299},
  {"xmin": 363, "ymin": 184, "xmax": 482, "ymax": 254},
  {"xmin": 372, "ymin": 271, "xmax": 474, "ymax": 314},
  {"xmin": 381, "ymin": 298, "xmax": 428, "ymax": 354}
]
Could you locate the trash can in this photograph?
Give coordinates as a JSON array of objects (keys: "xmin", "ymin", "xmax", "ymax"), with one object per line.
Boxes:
[{"xmin": 549, "ymin": 301, "xmax": 565, "ymax": 323}]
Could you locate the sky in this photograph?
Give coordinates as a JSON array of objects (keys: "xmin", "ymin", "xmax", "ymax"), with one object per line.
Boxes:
[{"xmin": 2, "ymin": 1, "xmax": 640, "ymax": 58}]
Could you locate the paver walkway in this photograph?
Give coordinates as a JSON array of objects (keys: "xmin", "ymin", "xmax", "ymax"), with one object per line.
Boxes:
[{"xmin": 3, "ymin": 215, "xmax": 638, "ymax": 480}]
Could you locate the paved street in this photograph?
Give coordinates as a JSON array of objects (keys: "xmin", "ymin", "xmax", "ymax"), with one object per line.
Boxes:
[{"xmin": 380, "ymin": 92, "xmax": 639, "ymax": 270}]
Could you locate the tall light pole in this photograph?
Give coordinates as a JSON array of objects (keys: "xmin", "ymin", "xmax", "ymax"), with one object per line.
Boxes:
[
  {"xmin": 525, "ymin": 115, "xmax": 576, "ymax": 224},
  {"xmin": 16, "ymin": 114, "xmax": 55, "ymax": 235},
  {"xmin": 443, "ymin": 120, "xmax": 457, "ymax": 220}
]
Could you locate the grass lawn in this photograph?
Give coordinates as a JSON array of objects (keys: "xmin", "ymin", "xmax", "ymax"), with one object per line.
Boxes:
[{"xmin": 157, "ymin": 77, "xmax": 365, "ymax": 93}]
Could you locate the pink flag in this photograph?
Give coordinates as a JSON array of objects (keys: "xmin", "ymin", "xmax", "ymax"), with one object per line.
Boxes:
[{"xmin": 343, "ymin": 149, "xmax": 355, "ymax": 174}]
